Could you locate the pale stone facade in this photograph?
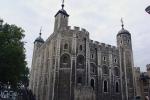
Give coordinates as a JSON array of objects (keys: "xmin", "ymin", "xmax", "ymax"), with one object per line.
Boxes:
[
  {"xmin": 134, "ymin": 65, "xmax": 150, "ymax": 100},
  {"xmin": 29, "ymin": 4, "xmax": 135, "ymax": 100}
]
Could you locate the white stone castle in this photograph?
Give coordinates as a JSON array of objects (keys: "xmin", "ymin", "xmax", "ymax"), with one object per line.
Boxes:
[{"xmin": 29, "ymin": 2, "xmax": 136, "ymax": 100}]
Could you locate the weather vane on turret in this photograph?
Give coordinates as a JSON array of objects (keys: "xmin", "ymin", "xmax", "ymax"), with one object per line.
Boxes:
[
  {"xmin": 39, "ymin": 26, "xmax": 42, "ymax": 36},
  {"xmin": 61, "ymin": 0, "xmax": 65, "ymax": 9},
  {"xmin": 121, "ymin": 18, "xmax": 124, "ymax": 29}
]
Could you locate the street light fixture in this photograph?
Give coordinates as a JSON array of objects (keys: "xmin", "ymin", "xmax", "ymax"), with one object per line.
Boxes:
[
  {"xmin": 0, "ymin": 19, "xmax": 3, "ymax": 30},
  {"xmin": 145, "ymin": 5, "xmax": 150, "ymax": 14}
]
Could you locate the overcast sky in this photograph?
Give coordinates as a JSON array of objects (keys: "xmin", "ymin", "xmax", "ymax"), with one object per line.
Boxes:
[{"xmin": 0, "ymin": 0, "xmax": 150, "ymax": 71}]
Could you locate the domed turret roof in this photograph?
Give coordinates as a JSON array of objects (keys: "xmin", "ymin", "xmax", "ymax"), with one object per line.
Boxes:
[
  {"xmin": 117, "ymin": 18, "xmax": 130, "ymax": 36},
  {"xmin": 118, "ymin": 28, "xmax": 130, "ymax": 36},
  {"xmin": 34, "ymin": 32, "xmax": 44, "ymax": 43},
  {"xmin": 55, "ymin": 9, "xmax": 69, "ymax": 17},
  {"xmin": 34, "ymin": 36, "xmax": 44, "ymax": 43},
  {"xmin": 55, "ymin": 3, "xmax": 69, "ymax": 17}
]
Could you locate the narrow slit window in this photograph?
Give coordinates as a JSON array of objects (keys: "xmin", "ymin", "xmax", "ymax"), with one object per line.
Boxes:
[
  {"xmin": 104, "ymin": 80, "xmax": 108, "ymax": 92},
  {"xmin": 64, "ymin": 43, "xmax": 68, "ymax": 49}
]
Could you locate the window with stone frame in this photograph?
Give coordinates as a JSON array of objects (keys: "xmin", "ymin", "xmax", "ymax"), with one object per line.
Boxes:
[
  {"xmin": 103, "ymin": 56, "xmax": 107, "ymax": 61},
  {"xmin": 114, "ymin": 58, "xmax": 117, "ymax": 63},
  {"xmin": 102, "ymin": 65, "xmax": 109, "ymax": 75},
  {"xmin": 77, "ymin": 55, "xmax": 84, "ymax": 66},
  {"xmin": 79, "ymin": 45, "xmax": 83, "ymax": 51},
  {"xmin": 64, "ymin": 43, "xmax": 68, "ymax": 50},
  {"xmin": 90, "ymin": 63, "xmax": 96, "ymax": 74},
  {"xmin": 103, "ymin": 80, "xmax": 108, "ymax": 92},
  {"xmin": 63, "ymin": 56, "xmax": 68, "ymax": 63},
  {"xmin": 120, "ymin": 40, "xmax": 123, "ymax": 44},
  {"xmin": 77, "ymin": 77, "xmax": 82, "ymax": 85},
  {"xmin": 91, "ymin": 79, "xmax": 95, "ymax": 90},
  {"xmin": 91, "ymin": 54, "xmax": 94, "ymax": 59},
  {"xmin": 114, "ymin": 67, "xmax": 120, "ymax": 76},
  {"xmin": 116, "ymin": 82, "xmax": 119, "ymax": 93},
  {"xmin": 60, "ymin": 54, "xmax": 70, "ymax": 68}
]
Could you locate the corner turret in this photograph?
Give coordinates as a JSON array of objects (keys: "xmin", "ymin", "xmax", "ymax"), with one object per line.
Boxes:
[
  {"xmin": 117, "ymin": 19, "xmax": 132, "ymax": 49},
  {"xmin": 54, "ymin": 1, "xmax": 69, "ymax": 31},
  {"xmin": 117, "ymin": 18, "xmax": 135, "ymax": 100},
  {"xmin": 34, "ymin": 28, "xmax": 44, "ymax": 49}
]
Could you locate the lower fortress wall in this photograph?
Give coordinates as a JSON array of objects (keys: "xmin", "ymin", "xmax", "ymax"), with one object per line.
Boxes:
[{"xmin": 74, "ymin": 86, "xmax": 96, "ymax": 100}]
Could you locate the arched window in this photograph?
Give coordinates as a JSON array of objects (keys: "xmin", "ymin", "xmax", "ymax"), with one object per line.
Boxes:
[
  {"xmin": 64, "ymin": 43, "xmax": 68, "ymax": 49},
  {"xmin": 104, "ymin": 80, "xmax": 108, "ymax": 92},
  {"xmin": 91, "ymin": 54, "xmax": 94, "ymax": 59},
  {"xmin": 91, "ymin": 79, "xmax": 94, "ymax": 90},
  {"xmin": 103, "ymin": 66, "xmax": 109, "ymax": 75},
  {"xmin": 114, "ymin": 59, "xmax": 117, "ymax": 63},
  {"xmin": 116, "ymin": 82, "xmax": 119, "ymax": 93},
  {"xmin": 120, "ymin": 40, "xmax": 123, "ymax": 44},
  {"xmin": 79, "ymin": 45, "xmax": 83, "ymax": 51},
  {"xmin": 77, "ymin": 55, "xmax": 84, "ymax": 65},
  {"xmin": 103, "ymin": 56, "xmax": 106, "ymax": 61},
  {"xmin": 60, "ymin": 54, "xmax": 70, "ymax": 68},
  {"xmin": 90, "ymin": 63, "xmax": 96, "ymax": 74},
  {"xmin": 63, "ymin": 56, "xmax": 67, "ymax": 63},
  {"xmin": 114, "ymin": 67, "xmax": 119, "ymax": 76},
  {"xmin": 77, "ymin": 77, "xmax": 82, "ymax": 84}
]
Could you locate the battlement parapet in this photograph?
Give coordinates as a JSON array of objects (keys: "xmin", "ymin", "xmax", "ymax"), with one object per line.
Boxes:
[
  {"xmin": 101, "ymin": 43, "xmax": 105, "ymax": 47},
  {"xmin": 81, "ymin": 28, "xmax": 86, "ymax": 32},
  {"xmin": 100, "ymin": 43, "xmax": 117, "ymax": 50},
  {"xmin": 90, "ymin": 40, "xmax": 94, "ymax": 43},
  {"xmin": 89, "ymin": 41, "xmax": 118, "ymax": 51},
  {"xmin": 66, "ymin": 26, "xmax": 89, "ymax": 35},
  {"xmin": 66, "ymin": 26, "xmax": 71, "ymax": 30},
  {"xmin": 74, "ymin": 26, "xmax": 80, "ymax": 31},
  {"xmin": 94, "ymin": 41, "xmax": 99, "ymax": 45},
  {"xmin": 66, "ymin": 26, "xmax": 86, "ymax": 31},
  {"xmin": 111, "ymin": 46, "xmax": 118, "ymax": 50}
]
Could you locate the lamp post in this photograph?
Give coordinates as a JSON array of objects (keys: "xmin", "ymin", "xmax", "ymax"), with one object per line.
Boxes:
[
  {"xmin": 145, "ymin": 5, "xmax": 150, "ymax": 14},
  {"xmin": 0, "ymin": 18, "xmax": 3, "ymax": 31},
  {"xmin": 0, "ymin": 18, "xmax": 3, "ymax": 26}
]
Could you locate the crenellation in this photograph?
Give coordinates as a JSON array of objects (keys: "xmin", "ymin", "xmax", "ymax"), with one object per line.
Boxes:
[
  {"xmin": 101, "ymin": 43, "xmax": 106, "ymax": 47},
  {"xmin": 85, "ymin": 31, "xmax": 89, "ymax": 36},
  {"xmin": 74, "ymin": 26, "xmax": 80, "ymax": 31},
  {"xmin": 112, "ymin": 46, "xmax": 117, "ymax": 50},
  {"xmin": 94, "ymin": 41, "xmax": 99, "ymax": 45},
  {"xmin": 81, "ymin": 28, "xmax": 86, "ymax": 32},
  {"xmin": 107, "ymin": 45, "xmax": 111, "ymax": 48},
  {"xmin": 90, "ymin": 40, "xmax": 94, "ymax": 43},
  {"xmin": 105, "ymin": 44, "xmax": 110, "ymax": 48},
  {"xmin": 66, "ymin": 26, "xmax": 71, "ymax": 30}
]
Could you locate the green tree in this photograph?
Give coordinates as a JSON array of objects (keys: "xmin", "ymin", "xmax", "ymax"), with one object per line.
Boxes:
[{"xmin": 0, "ymin": 20, "xmax": 29, "ymax": 88}]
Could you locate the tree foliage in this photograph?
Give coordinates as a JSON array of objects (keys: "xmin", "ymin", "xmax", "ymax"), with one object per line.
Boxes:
[{"xmin": 0, "ymin": 22, "xmax": 29, "ymax": 88}]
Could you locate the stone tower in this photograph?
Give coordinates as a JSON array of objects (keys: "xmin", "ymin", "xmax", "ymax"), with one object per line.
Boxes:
[
  {"xmin": 29, "ymin": 31, "xmax": 44, "ymax": 93},
  {"xmin": 117, "ymin": 19, "xmax": 135, "ymax": 100},
  {"xmin": 54, "ymin": 2, "xmax": 69, "ymax": 32}
]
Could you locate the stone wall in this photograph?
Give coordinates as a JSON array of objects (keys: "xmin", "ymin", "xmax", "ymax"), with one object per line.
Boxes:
[{"xmin": 74, "ymin": 86, "xmax": 96, "ymax": 100}]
